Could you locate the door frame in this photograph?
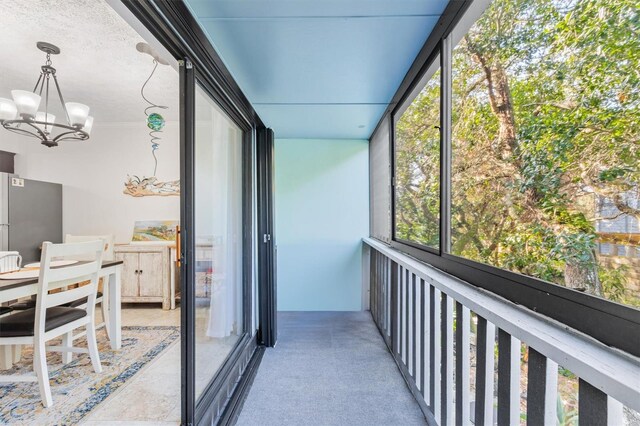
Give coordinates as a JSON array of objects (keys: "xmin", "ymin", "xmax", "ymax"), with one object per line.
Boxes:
[
  {"xmin": 179, "ymin": 58, "xmax": 196, "ymax": 424},
  {"xmin": 119, "ymin": 1, "xmax": 273, "ymax": 424},
  {"xmin": 190, "ymin": 73, "xmax": 256, "ymax": 424},
  {"xmin": 257, "ymin": 128, "xmax": 277, "ymax": 347}
]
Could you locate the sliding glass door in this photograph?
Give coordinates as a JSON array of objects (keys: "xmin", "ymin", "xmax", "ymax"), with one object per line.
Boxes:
[
  {"xmin": 179, "ymin": 55, "xmax": 257, "ymax": 425},
  {"xmin": 179, "ymin": 61, "xmax": 257, "ymax": 425},
  {"xmin": 193, "ymin": 82, "xmax": 246, "ymax": 400},
  {"xmin": 120, "ymin": 2, "xmax": 267, "ymax": 423}
]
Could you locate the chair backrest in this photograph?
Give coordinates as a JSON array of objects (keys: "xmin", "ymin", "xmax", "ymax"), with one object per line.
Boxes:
[
  {"xmin": 64, "ymin": 234, "xmax": 114, "ymax": 261},
  {"xmin": 0, "ymin": 251, "xmax": 21, "ymax": 273},
  {"xmin": 35, "ymin": 241, "xmax": 104, "ymax": 333}
]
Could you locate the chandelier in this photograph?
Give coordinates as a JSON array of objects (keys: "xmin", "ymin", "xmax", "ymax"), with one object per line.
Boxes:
[{"xmin": 0, "ymin": 42, "xmax": 93, "ymax": 147}]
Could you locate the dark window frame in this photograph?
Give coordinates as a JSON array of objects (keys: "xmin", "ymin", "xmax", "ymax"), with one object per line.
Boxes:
[
  {"xmin": 392, "ymin": 51, "xmax": 443, "ymax": 255},
  {"xmin": 383, "ymin": 0, "xmax": 640, "ymax": 357},
  {"xmin": 192, "ymin": 75, "xmax": 255, "ymax": 405}
]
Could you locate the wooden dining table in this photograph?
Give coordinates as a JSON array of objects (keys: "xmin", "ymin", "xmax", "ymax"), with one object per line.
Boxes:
[{"xmin": 0, "ymin": 260, "xmax": 124, "ymax": 350}]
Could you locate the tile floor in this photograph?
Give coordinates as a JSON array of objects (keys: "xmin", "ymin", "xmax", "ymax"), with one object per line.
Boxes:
[
  {"xmin": 82, "ymin": 305, "xmax": 181, "ymax": 425},
  {"xmin": 82, "ymin": 303, "xmax": 239, "ymax": 425}
]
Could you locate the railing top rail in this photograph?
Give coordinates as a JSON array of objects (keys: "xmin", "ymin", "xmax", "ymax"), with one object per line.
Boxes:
[{"xmin": 363, "ymin": 237, "xmax": 640, "ymax": 411}]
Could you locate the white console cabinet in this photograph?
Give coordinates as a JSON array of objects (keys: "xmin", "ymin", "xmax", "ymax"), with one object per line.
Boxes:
[{"xmin": 114, "ymin": 244, "xmax": 177, "ymax": 310}]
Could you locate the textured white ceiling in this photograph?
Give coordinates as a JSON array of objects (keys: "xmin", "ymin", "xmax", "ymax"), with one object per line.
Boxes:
[{"xmin": 0, "ymin": 0, "xmax": 179, "ymax": 124}]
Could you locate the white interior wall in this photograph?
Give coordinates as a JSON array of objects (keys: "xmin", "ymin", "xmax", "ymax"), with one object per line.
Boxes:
[{"xmin": 0, "ymin": 121, "xmax": 180, "ymax": 243}]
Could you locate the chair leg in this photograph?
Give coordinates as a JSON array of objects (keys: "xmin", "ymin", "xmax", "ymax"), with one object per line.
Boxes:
[
  {"xmin": 34, "ymin": 340, "xmax": 53, "ymax": 408},
  {"xmin": 61, "ymin": 332, "xmax": 73, "ymax": 364},
  {"xmin": 101, "ymin": 296, "xmax": 111, "ymax": 340},
  {"xmin": 86, "ymin": 320, "xmax": 102, "ymax": 374}
]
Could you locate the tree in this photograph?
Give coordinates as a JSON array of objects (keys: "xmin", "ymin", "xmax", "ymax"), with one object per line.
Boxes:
[
  {"xmin": 395, "ymin": 70, "xmax": 441, "ymax": 248},
  {"xmin": 396, "ymin": 0, "xmax": 639, "ymax": 305}
]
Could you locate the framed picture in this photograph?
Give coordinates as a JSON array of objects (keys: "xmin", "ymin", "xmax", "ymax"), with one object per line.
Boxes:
[{"xmin": 132, "ymin": 220, "xmax": 179, "ymax": 242}]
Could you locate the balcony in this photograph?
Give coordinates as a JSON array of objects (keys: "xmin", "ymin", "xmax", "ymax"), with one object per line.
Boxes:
[{"xmin": 234, "ymin": 239, "xmax": 640, "ymax": 425}]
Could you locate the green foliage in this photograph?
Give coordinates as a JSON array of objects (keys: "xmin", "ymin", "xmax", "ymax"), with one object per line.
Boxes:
[
  {"xmin": 395, "ymin": 70, "xmax": 441, "ymax": 248},
  {"xmin": 558, "ymin": 366, "xmax": 576, "ymax": 379},
  {"xmin": 557, "ymin": 395, "xmax": 579, "ymax": 426},
  {"xmin": 395, "ymin": 0, "xmax": 639, "ymax": 305},
  {"xmin": 599, "ymin": 264, "xmax": 636, "ymax": 306},
  {"xmin": 599, "ymin": 167, "xmax": 630, "ymax": 183}
]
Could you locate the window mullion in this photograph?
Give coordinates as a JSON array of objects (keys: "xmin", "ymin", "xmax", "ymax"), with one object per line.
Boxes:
[{"xmin": 440, "ymin": 36, "xmax": 452, "ymax": 254}]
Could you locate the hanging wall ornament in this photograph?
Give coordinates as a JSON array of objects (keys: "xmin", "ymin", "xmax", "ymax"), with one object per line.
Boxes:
[
  {"xmin": 139, "ymin": 42, "xmax": 168, "ymax": 177},
  {"xmin": 123, "ymin": 43, "xmax": 179, "ymax": 197}
]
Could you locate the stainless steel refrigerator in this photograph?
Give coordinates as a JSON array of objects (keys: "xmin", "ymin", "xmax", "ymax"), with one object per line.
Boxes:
[{"xmin": 0, "ymin": 173, "xmax": 62, "ymax": 263}]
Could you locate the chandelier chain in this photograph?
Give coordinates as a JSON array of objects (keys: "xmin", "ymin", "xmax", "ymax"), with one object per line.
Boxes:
[{"xmin": 45, "ymin": 73, "xmax": 50, "ymax": 134}]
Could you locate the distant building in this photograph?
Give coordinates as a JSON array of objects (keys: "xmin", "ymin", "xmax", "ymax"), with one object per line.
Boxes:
[{"xmin": 596, "ymin": 193, "xmax": 640, "ymax": 299}]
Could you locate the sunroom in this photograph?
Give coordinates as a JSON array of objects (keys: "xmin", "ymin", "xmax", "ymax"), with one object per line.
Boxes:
[{"xmin": 0, "ymin": 0, "xmax": 638, "ymax": 425}]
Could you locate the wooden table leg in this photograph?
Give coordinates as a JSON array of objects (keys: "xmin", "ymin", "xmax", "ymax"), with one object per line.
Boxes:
[{"xmin": 12, "ymin": 345, "xmax": 22, "ymax": 363}]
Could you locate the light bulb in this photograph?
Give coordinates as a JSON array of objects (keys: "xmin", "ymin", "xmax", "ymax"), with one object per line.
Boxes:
[
  {"xmin": 11, "ymin": 90, "xmax": 41, "ymax": 118},
  {"xmin": 65, "ymin": 102, "xmax": 90, "ymax": 127},
  {"xmin": 34, "ymin": 112, "xmax": 56, "ymax": 133},
  {"xmin": 0, "ymin": 97, "xmax": 18, "ymax": 121},
  {"xmin": 82, "ymin": 116, "xmax": 94, "ymax": 135}
]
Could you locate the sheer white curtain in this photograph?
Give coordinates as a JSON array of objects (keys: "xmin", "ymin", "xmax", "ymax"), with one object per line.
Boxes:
[{"xmin": 206, "ymin": 108, "xmax": 242, "ymax": 338}]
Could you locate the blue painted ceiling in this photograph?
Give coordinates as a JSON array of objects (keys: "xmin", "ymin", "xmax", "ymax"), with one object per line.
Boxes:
[{"xmin": 184, "ymin": 0, "xmax": 448, "ymax": 139}]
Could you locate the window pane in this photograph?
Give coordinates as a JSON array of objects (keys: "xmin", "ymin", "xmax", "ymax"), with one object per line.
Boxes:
[
  {"xmin": 395, "ymin": 67, "xmax": 441, "ymax": 248},
  {"xmin": 194, "ymin": 83, "xmax": 244, "ymax": 400},
  {"xmin": 371, "ymin": 117, "xmax": 392, "ymax": 243},
  {"xmin": 451, "ymin": 0, "xmax": 639, "ymax": 307}
]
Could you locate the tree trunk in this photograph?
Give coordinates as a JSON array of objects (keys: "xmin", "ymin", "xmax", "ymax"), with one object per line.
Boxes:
[
  {"xmin": 564, "ymin": 259, "xmax": 602, "ymax": 296},
  {"xmin": 465, "ymin": 37, "xmax": 518, "ymax": 159}
]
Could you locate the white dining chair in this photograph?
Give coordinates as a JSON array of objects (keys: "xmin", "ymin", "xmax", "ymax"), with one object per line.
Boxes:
[
  {"xmin": 64, "ymin": 234, "xmax": 114, "ymax": 261},
  {"xmin": 0, "ymin": 252, "xmax": 21, "ymax": 314},
  {"xmin": 63, "ymin": 234, "xmax": 114, "ymax": 343},
  {"xmin": 0, "ymin": 306, "xmax": 17, "ymax": 370},
  {"xmin": 0, "ymin": 240, "xmax": 104, "ymax": 407},
  {"xmin": 0, "ymin": 251, "xmax": 22, "ymax": 273},
  {"xmin": 0, "ymin": 251, "xmax": 22, "ymax": 368}
]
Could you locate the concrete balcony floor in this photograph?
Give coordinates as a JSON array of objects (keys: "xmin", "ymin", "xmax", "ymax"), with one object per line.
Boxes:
[{"xmin": 237, "ymin": 311, "xmax": 426, "ymax": 425}]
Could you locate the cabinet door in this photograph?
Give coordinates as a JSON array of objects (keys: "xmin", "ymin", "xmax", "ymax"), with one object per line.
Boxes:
[
  {"xmin": 115, "ymin": 252, "xmax": 139, "ymax": 297},
  {"xmin": 138, "ymin": 252, "xmax": 164, "ymax": 297}
]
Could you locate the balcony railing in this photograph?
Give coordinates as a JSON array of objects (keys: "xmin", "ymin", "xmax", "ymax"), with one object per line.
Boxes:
[{"xmin": 363, "ymin": 237, "xmax": 640, "ymax": 426}]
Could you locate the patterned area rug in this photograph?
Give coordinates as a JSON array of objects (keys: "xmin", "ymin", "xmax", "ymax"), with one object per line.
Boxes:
[{"xmin": 0, "ymin": 326, "xmax": 179, "ymax": 425}]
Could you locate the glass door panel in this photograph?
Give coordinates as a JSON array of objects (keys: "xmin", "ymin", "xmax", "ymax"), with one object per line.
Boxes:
[{"xmin": 194, "ymin": 82, "xmax": 244, "ymax": 400}]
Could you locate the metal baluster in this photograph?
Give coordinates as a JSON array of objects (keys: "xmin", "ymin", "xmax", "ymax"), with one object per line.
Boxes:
[
  {"xmin": 431, "ymin": 286, "xmax": 442, "ymax": 418},
  {"xmin": 455, "ymin": 303, "xmax": 471, "ymax": 426},
  {"xmin": 422, "ymin": 279, "xmax": 430, "ymax": 404},
  {"xmin": 607, "ymin": 396, "xmax": 623, "ymax": 426},
  {"xmin": 398, "ymin": 266, "xmax": 404, "ymax": 359},
  {"xmin": 526, "ymin": 347, "xmax": 557, "ymax": 426},
  {"xmin": 401, "ymin": 267, "xmax": 406, "ymax": 363},
  {"xmin": 441, "ymin": 294, "xmax": 454, "ymax": 425},
  {"xmin": 579, "ymin": 379, "xmax": 608, "ymax": 426},
  {"xmin": 475, "ymin": 316, "xmax": 495, "ymax": 426},
  {"xmin": 412, "ymin": 274, "xmax": 417, "ymax": 381},
  {"xmin": 406, "ymin": 272, "xmax": 412, "ymax": 375},
  {"xmin": 498, "ymin": 329, "xmax": 520, "ymax": 426},
  {"xmin": 415, "ymin": 277, "xmax": 423, "ymax": 392},
  {"xmin": 390, "ymin": 261, "xmax": 399, "ymax": 358}
]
